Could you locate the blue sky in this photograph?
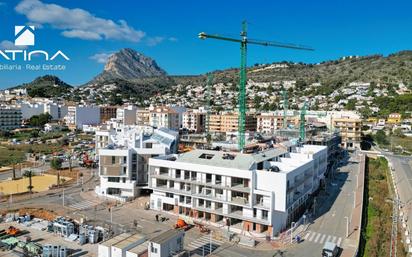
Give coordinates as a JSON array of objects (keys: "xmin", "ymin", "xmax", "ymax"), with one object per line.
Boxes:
[{"xmin": 0, "ymin": 0, "xmax": 411, "ymax": 88}]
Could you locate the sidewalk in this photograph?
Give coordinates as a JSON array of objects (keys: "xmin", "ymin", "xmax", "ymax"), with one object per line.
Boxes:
[{"xmin": 340, "ymin": 153, "xmax": 365, "ymax": 257}]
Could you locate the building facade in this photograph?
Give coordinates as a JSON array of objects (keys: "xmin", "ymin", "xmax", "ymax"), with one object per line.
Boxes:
[
  {"xmin": 149, "ymin": 106, "xmax": 181, "ymax": 131},
  {"xmin": 182, "ymin": 110, "xmax": 206, "ymax": 133},
  {"xmin": 95, "ymin": 125, "xmax": 178, "ymax": 201},
  {"xmin": 100, "ymin": 106, "xmax": 118, "ymax": 123},
  {"xmin": 148, "ymin": 144, "xmax": 327, "ymax": 237},
  {"xmin": 332, "ymin": 118, "xmax": 362, "ymax": 150},
  {"xmin": 256, "ymin": 113, "xmax": 299, "ymax": 135},
  {"xmin": 0, "ymin": 107, "xmax": 22, "ymax": 131},
  {"xmin": 64, "ymin": 106, "xmax": 100, "ymax": 130},
  {"xmin": 209, "ymin": 113, "xmax": 257, "ymax": 133}
]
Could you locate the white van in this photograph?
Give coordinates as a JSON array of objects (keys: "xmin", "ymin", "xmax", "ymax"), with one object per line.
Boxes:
[{"xmin": 322, "ymin": 241, "xmax": 339, "ymax": 257}]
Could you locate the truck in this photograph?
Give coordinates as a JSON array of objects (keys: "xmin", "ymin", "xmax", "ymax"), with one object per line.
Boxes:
[{"xmin": 322, "ymin": 241, "xmax": 340, "ymax": 257}]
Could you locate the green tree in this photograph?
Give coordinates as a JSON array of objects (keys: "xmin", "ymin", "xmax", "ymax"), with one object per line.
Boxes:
[
  {"xmin": 51, "ymin": 158, "xmax": 63, "ymax": 186},
  {"xmin": 50, "ymin": 158, "xmax": 62, "ymax": 170},
  {"xmin": 345, "ymin": 99, "xmax": 356, "ymax": 110},
  {"xmin": 374, "ymin": 130, "xmax": 389, "ymax": 146},
  {"xmin": 29, "ymin": 113, "xmax": 52, "ymax": 127}
]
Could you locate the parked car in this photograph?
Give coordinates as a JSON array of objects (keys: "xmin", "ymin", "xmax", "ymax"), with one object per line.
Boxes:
[{"xmin": 322, "ymin": 241, "xmax": 340, "ymax": 257}]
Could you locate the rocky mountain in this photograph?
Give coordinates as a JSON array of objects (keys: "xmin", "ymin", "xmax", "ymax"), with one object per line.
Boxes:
[
  {"xmin": 90, "ymin": 48, "xmax": 167, "ymax": 83},
  {"xmin": 13, "ymin": 75, "xmax": 72, "ymax": 98}
]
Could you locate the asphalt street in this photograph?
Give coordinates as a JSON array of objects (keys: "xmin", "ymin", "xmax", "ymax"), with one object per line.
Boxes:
[{"xmin": 385, "ymin": 153, "xmax": 412, "ymax": 235}]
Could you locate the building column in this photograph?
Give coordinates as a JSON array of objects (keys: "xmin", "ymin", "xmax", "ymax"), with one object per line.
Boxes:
[{"xmin": 243, "ymin": 221, "xmax": 252, "ymax": 232}]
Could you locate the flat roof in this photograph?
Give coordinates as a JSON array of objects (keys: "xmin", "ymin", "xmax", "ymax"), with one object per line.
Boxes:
[
  {"xmin": 101, "ymin": 233, "xmax": 133, "ymax": 247},
  {"xmin": 113, "ymin": 233, "xmax": 145, "ymax": 249},
  {"xmin": 127, "ymin": 241, "xmax": 149, "ymax": 254},
  {"xmin": 150, "ymin": 229, "xmax": 183, "ymax": 244},
  {"xmin": 176, "ymin": 148, "xmax": 287, "ymax": 170}
]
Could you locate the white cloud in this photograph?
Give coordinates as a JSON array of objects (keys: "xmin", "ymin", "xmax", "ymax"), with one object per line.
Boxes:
[
  {"xmin": 0, "ymin": 40, "xmax": 27, "ymax": 50},
  {"xmin": 146, "ymin": 36, "xmax": 178, "ymax": 46},
  {"xmin": 89, "ymin": 52, "xmax": 112, "ymax": 64},
  {"xmin": 168, "ymin": 37, "xmax": 178, "ymax": 42},
  {"xmin": 62, "ymin": 30, "xmax": 102, "ymax": 40},
  {"xmin": 15, "ymin": 0, "xmax": 146, "ymax": 42},
  {"xmin": 147, "ymin": 36, "xmax": 164, "ymax": 46}
]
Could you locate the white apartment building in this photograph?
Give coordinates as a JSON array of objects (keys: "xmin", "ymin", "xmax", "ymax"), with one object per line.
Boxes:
[
  {"xmin": 64, "ymin": 106, "xmax": 100, "ymax": 130},
  {"xmin": 148, "ymin": 144, "xmax": 327, "ymax": 237},
  {"xmin": 182, "ymin": 109, "xmax": 206, "ymax": 133},
  {"xmin": 0, "ymin": 107, "xmax": 22, "ymax": 131},
  {"xmin": 20, "ymin": 102, "xmax": 67, "ymax": 120},
  {"xmin": 95, "ymin": 125, "xmax": 178, "ymax": 201}
]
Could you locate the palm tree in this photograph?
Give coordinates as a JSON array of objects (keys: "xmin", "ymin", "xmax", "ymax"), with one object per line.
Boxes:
[{"xmin": 23, "ymin": 170, "xmax": 34, "ymax": 194}]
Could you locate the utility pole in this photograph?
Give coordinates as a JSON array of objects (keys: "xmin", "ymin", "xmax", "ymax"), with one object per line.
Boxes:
[
  {"xmin": 210, "ymin": 230, "xmax": 212, "ymax": 255},
  {"xmin": 199, "ymin": 21, "xmax": 313, "ymax": 150},
  {"xmin": 344, "ymin": 216, "xmax": 349, "ymax": 238}
]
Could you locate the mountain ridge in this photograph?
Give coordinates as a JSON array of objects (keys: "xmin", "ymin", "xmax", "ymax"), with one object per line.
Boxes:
[{"xmin": 89, "ymin": 48, "xmax": 167, "ymax": 84}]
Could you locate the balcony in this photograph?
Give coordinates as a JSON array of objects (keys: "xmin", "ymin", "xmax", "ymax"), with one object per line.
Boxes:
[
  {"xmin": 231, "ymin": 196, "xmax": 249, "ymax": 205},
  {"xmin": 230, "ymin": 184, "xmax": 250, "ymax": 193}
]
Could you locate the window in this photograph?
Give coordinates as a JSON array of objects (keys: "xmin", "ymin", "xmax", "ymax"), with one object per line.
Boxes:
[
  {"xmin": 150, "ymin": 243, "xmax": 157, "ymax": 253},
  {"xmin": 199, "ymin": 153, "xmax": 214, "ymax": 159},
  {"xmin": 166, "ymin": 193, "xmax": 174, "ymax": 198},
  {"xmin": 111, "ymin": 156, "xmax": 115, "ymax": 164},
  {"xmin": 123, "ymin": 156, "xmax": 127, "ymax": 163}
]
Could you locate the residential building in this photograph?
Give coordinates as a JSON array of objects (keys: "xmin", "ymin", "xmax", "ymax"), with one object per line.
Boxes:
[
  {"xmin": 136, "ymin": 108, "xmax": 150, "ymax": 126},
  {"xmin": 148, "ymin": 229, "xmax": 184, "ymax": 257},
  {"xmin": 149, "ymin": 106, "xmax": 181, "ymax": 131},
  {"xmin": 257, "ymin": 113, "xmax": 299, "ymax": 135},
  {"xmin": 100, "ymin": 106, "xmax": 118, "ymax": 123},
  {"xmin": 209, "ymin": 112, "xmax": 257, "ymax": 133},
  {"xmin": 95, "ymin": 125, "xmax": 178, "ymax": 201},
  {"xmin": 148, "ymin": 144, "xmax": 327, "ymax": 237},
  {"xmin": 182, "ymin": 109, "xmax": 206, "ymax": 133},
  {"xmin": 64, "ymin": 106, "xmax": 100, "ymax": 130},
  {"xmin": 305, "ymin": 132, "xmax": 342, "ymax": 177},
  {"xmin": 20, "ymin": 102, "xmax": 67, "ymax": 120},
  {"xmin": 117, "ymin": 105, "xmax": 137, "ymax": 125},
  {"xmin": 0, "ymin": 107, "xmax": 22, "ymax": 131},
  {"xmin": 332, "ymin": 118, "xmax": 362, "ymax": 149},
  {"xmin": 387, "ymin": 113, "xmax": 402, "ymax": 125}
]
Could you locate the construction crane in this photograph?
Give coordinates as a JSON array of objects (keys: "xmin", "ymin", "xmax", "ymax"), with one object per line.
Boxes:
[
  {"xmin": 299, "ymin": 100, "xmax": 307, "ymax": 141},
  {"xmin": 282, "ymin": 89, "xmax": 288, "ymax": 129},
  {"xmin": 205, "ymin": 73, "xmax": 213, "ymax": 146},
  {"xmin": 199, "ymin": 21, "xmax": 313, "ymax": 150}
]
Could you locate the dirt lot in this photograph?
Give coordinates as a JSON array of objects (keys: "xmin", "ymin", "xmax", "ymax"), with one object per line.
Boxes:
[
  {"xmin": 0, "ymin": 174, "xmax": 71, "ymax": 195},
  {"xmin": 0, "ymin": 222, "xmax": 97, "ymax": 257}
]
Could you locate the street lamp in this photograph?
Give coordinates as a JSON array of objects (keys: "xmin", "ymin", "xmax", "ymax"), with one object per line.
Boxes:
[{"xmin": 344, "ymin": 216, "xmax": 349, "ymax": 238}]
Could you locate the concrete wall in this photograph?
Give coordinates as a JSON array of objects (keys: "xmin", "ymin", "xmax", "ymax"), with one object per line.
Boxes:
[{"xmin": 75, "ymin": 106, "xmax": 100, "ymax": 129}]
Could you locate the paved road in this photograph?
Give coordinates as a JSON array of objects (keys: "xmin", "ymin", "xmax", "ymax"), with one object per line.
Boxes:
[
  {"xmin": 285, "ymin": 153, "xmax": 360, "ymax": 257},
  {"xmin": 384, "ymin": 153, "xmax": 412, "ymax": 234}
]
